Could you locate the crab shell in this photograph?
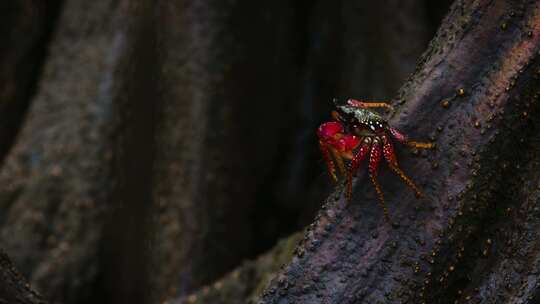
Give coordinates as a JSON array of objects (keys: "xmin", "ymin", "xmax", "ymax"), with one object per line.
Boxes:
[{"xmin": 336, "ymin": 104, "xmax": 386, "ymax": 133}]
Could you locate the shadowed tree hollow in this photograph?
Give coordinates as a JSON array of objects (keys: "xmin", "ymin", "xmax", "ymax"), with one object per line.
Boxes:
[{"xmin": 1, "ymin": 1, "xmax": 540, "ymax": 304}]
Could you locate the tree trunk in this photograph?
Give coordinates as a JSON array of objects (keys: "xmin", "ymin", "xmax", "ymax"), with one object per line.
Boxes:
[
  {"xmin": 174, "ymin": 233, "xmax": 303, "ymax": 304},
  {"xmin": 0, "ymin": 1, "xmax": 62, "ymax": 162},
  {"xmin": 259, "ymin": 0, "xmax": 540, "ymax": 303},
  {"xmin": 149, "ymin": 1, "xmax": 300, "ymax": 300},
  {"xmin": 0, "ymin": 250, "xmax": 47, "ymax": 304},
  {"xmin": 0, "ymin": 1, "xmax": 138, "ymax": 303}
]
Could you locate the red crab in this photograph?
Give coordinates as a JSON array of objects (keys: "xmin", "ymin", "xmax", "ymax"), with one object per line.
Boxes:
[{"xmin": 317, "ymin": 98, "xmax": 433, "ymax": 221}]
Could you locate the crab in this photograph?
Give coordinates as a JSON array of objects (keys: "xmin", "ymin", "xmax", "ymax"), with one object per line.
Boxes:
[{"xmin": 317, "ymin": 98, "xmax": 433, "ymax": 222}]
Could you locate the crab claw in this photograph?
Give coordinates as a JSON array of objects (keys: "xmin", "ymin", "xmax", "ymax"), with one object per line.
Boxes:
[
  {"xmin": 335, "ymin": 135, "xmax": 361, "ymax": 158},
  {"xmin": 317, "ymin": 121, "xmax": 343, "ymax": 139},
  {"xmin": 339, "ymin": 135, "xmax": 360, "ymax": 150}
]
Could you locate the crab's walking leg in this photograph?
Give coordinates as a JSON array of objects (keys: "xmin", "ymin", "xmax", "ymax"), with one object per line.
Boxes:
[
  {"xmin": 369, "ymin": 139, "xmax": 390, "ymax": 222},
  {"xmin": 382, "ymin": 136, "xmax": 424, "ymax": 198},
  {"xmin": 348, "ymin": 99, "xmax": 394, "ymax": 111},
  {"xmin": 382, "ymin": 136, "xmax": 398, "ymax": 165},
  {"xmin": 329, "ymin": 147, "xmax": 346, "ymax": 177},
  {"xmin": 331, "ymin": 110, "xmax": 342, "ymax": 121},
  {"xmin": 319, "ymin": 140, "xmax": 337, "ymax": 182},
  {"xmin": 405, "ymin": 141, "xmax": 433, "ymax": 149},
  {"xmin": 389, "ymin": 127, "xmax": 433, "ymax": 149},
  {"xmin": 390, "ymin": 165, "xmax": 425, "ymax": 199},
  {"xmin": 346, "ymin": 141, "xmax": 371, "ymax": 200}
]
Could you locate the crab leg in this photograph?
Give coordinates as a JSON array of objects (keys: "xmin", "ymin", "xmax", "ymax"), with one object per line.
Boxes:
[
  {"xmin": 381, "ymin": 136, "xmax": 398, "ymax": 166},
  {"xmin": 382, "ymin": 136, "xmax": 424, "ymax": 198},
  {"xmin": 347, "ymin": 99, "xmax": 394, "ymax": 110},
  {"xmin": 319, "ymin": 140, "xmax": 337, "ymax": 182},
  {"xmin": 329, "ymin": 147, "xmax": 346, "ymax": 177},
  {"xmin": 389, "ymin": 127, "xmax": 433, "ymax": 149},
  {"xmin": 369, "ymin": 139, "xmax": 390, "ymax": 222},
  {"xmin": 389, "ymin": 165, "xmax": 424, "ymax": 199},
  {"xmin": 346, "ymin": 140, "xmax": 370, "ymax": 200},
  {"xmin": 331, "ymin": 110, "xmax": 342, "ymax": 121}
]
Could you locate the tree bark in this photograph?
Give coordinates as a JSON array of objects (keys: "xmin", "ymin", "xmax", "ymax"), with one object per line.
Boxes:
[
  {"xmin": 258, "ymin": 0, "xmax": 540, "ymax": 303},
  {"xmin": 0, "ymin": 1, "xmax": 62, "ymax": 162},
  {"xmin": 150, "ymin": 1, "xmax": 305, "ymax": 300},
  {"xmin": 172, "ymin": 233, "xmax": 302, "ymax": 304},
  {"xmin": 0, "ymin": 1, "xmax": 137, "ymax": 303},
  {"xmin": 0, "ymin": 250, "xmax": 47, "ymax": 304}
]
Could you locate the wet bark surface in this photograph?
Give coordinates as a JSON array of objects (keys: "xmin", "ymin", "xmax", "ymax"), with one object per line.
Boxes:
[{"xmin": 259, "ymin": 0, "xmax": 540, "ymax": 303}]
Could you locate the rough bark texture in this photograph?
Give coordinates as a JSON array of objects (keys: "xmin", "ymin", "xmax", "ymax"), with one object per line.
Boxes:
[
  {"xmin": 0, "ymin": 1, "xmax": 134, "ymax": 303},
  {"xmin": 259, "ymin": 0, "xmax": 540, "ymax": 303},
  {"xmin": 0, "ymin": 251, "xmax": 47, "ymax": 304},
  {"xmin": 173, "ymin": 233, "xmax": 303, "ymax": 304},
  {"xmin": 0, "ymin": 1, "xmax": 62, "ymax": 162}
]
